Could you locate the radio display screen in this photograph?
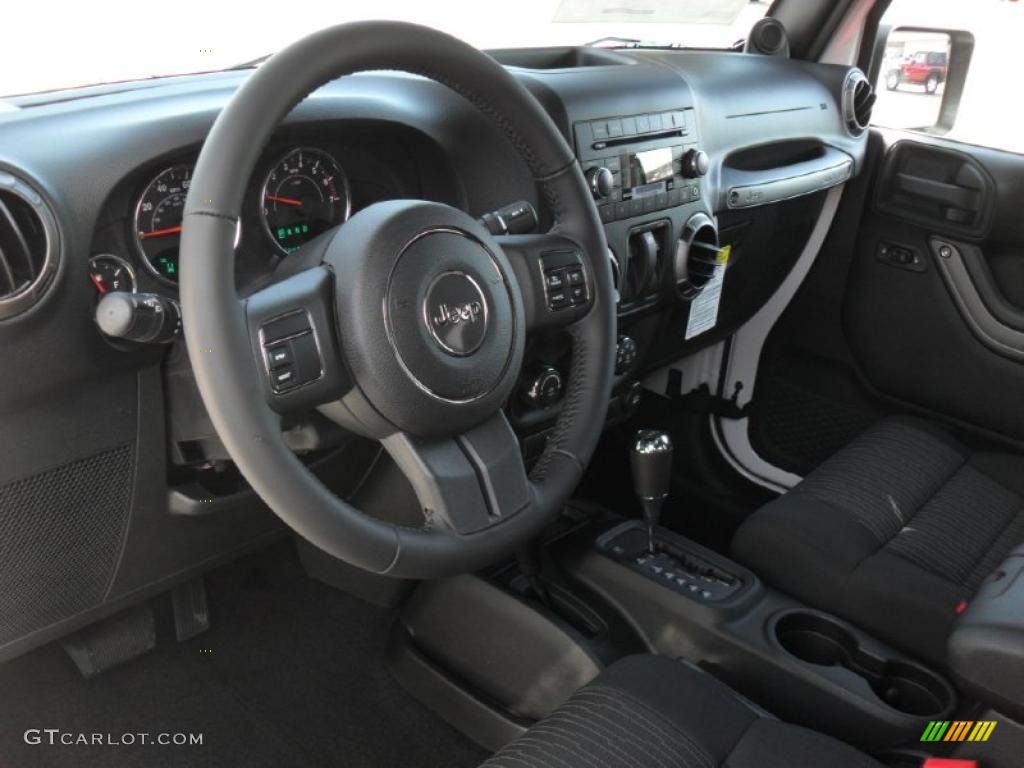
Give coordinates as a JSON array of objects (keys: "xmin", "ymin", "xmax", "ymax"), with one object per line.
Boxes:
[{"xmin": 631, "ymin": 147, "xmax": 674, "ymax": 187}]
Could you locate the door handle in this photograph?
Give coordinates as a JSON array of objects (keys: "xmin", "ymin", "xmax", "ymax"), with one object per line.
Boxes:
[{"xmin": 895, "ymin": 173, "xmax": 980, "ymax": 211}]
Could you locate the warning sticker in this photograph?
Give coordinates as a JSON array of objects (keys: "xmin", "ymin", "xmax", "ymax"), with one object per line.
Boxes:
[{"xmin": 685, "ymin": 244, "xmax": 731, "ymax": 341}]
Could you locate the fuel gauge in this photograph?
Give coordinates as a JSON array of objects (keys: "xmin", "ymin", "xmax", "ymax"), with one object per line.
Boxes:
[{"xmin": 88, "ymin": 254, "xmax": 136, "ymax": 295}]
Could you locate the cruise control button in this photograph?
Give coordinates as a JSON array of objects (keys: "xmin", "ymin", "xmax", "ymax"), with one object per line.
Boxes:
[
  {"xmin": 272, "ymin": 366, "xmax": 297, "ymax": 391},
  {"xmin": 545, "ymin": 271, "xmax": 565, "ymax": 290},
  {"xmin": 570, "ymin": 285, "xmax": 587, "ymax": 305},
  {"xmin": 548, "ymin": 290, "xmax": 570, "ymax": 310},
  {"xmin": 265, "ymin": 343, "xmax": 292, "ymax": 369}
]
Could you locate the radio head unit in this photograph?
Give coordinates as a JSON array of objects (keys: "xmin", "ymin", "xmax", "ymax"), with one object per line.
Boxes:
[{"xmin": 574, "ymin": 109, "xmax": 706, "ymax": 223}]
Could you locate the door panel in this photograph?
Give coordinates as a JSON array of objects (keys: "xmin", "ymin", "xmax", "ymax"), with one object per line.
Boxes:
[{"xmin": 750, "ymin": 129, "xmax": 1024, "ymax": 474}]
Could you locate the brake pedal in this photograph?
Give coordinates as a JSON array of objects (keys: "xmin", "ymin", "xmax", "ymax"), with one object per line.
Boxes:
[
  {"xmin": 62, "ymin": 603, "xmax": 156, "ymax": 678},
  {"xmin": 171, "ymin": 576, "xmax": 210, "ymax": 642}
]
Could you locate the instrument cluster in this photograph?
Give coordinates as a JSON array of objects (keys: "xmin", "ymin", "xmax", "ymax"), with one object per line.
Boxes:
[
  {"xmin": 126, "ymin": 146, "xmax": 351, "ymax": 287},
  {"xmin": 87, "ymin": 137, "xmax": 382, "ymax": 301}
]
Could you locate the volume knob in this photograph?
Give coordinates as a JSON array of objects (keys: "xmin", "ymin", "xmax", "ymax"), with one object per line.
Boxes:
[
  {"xmin": 585, "ymin": 167, "xmax": 614, "ymax": 200},
  {"xmin": 682, "ymin": 149, "xmax": 709, "ymax": 178}
]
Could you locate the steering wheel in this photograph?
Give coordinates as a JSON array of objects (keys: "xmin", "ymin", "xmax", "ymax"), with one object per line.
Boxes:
[{"xmin": 180, "ymin": 21, "xmax": 615, "ymax": 579}]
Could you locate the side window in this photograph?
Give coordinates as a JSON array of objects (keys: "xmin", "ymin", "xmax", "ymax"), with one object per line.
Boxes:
[{"xmin": 870, "ymin": 1, "xmax": 1022, "ymax": 155}]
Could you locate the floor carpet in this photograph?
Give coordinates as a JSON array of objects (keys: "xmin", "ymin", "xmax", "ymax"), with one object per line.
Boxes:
[{"xmin": 0, "ymin": 541, "xmax": 487, "ymax": 768}]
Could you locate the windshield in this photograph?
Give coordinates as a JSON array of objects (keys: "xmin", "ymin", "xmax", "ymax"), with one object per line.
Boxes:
[{"xmin": 0, "ymin": 0, "xmax": 768, "ymax": 98}]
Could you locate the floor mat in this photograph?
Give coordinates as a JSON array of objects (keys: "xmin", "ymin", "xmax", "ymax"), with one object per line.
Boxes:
[{"xmin": 0, "ymin": 541, "xmax": 487, "ymax": 768}]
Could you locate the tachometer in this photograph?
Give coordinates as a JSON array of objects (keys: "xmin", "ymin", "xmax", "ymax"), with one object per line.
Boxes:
[
  {"xmin": 133, "ymin": 165, "xmax": 191, "ymax": 284},
  {"xmin": 260, "ymin": 147, "xmax": 350, "ymax": 255}
]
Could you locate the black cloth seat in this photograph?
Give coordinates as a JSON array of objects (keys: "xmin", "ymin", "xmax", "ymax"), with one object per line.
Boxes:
[
  {"xmin": 480, "ymin": 655, "xmax": 880, "ymax": 768},
  {"xmin": 733, "ymin": 416, "xmax": 1024, "ymax": 665}
]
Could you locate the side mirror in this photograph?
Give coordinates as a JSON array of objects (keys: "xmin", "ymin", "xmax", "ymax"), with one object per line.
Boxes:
[{"xmin": 868, "ymin": 25, "xmax": 975, "ymax": 135}]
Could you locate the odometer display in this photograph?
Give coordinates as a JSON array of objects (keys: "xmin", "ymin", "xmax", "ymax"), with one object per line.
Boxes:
[
  {"xmin": 261, "ymin": 148, "xmax": 350, "ymax": 255},
  {"xmin": 133, "ymin": 165, "xmax": 191, "ymax": 283}
]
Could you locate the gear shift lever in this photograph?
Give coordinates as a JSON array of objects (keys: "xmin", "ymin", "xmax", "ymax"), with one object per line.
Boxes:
[{"xmin": 630, "ymin": 430, "xmax": 674, "ymax": 554}]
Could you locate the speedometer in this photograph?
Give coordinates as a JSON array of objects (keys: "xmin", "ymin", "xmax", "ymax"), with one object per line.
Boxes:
[
  {"xmin": 260, "ymin": 147, "xmax": 350, "ymax": 255},
  {"xmin": 133, "ymin": 164, "xmax": 191, "ymax": 284}
]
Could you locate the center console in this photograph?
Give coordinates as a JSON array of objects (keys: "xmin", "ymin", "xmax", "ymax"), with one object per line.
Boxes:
[{"xmin": 389, "ymin": 434, "xmax": 959, "ymax": 755}]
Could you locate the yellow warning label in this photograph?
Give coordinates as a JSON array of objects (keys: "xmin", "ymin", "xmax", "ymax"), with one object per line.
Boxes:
[{"xmin": 717, "ymin": 244, "xmax": 732, "ymax": 266}]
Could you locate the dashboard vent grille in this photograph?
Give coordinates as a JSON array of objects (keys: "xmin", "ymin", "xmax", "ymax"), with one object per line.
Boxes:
[
  {"xmin": 675, "ymin": 214, "xmax": 720, "ymax": 300},
  {"xmin": 0, "ymin": 172, "xmax": 59, "ymax": 320},
  {"xmin": 843, "ymin": 70, "xmax": 875, "ymax": 136}
]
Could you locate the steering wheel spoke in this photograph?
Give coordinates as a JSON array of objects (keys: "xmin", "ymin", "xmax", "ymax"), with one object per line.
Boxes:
[
  {"xmin": 497, "ymin": 233, "xmax": 595, "ymax": 332},
  {"xmin": 244, "ymin": 265, "xmax": 350, "ymax": 413},
  {"xmin": 381, "ymin": 412, "xmax": 532, "ymax": 535}
]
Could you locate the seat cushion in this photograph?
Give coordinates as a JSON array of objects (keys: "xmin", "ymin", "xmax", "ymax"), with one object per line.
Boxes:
[
  {"xmin": 479, "ymin": 655, "xmax": 881, "ymax": 768},
  {"xmin": 732, "ymin": 416, "xmax": 1024, "ymax": 665}
]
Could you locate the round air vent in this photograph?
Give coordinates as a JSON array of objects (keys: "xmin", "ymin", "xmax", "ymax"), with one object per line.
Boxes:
[
  {"xmin": 0, "ymin": 171, "xmax": 60, "ymax": 320},
  {"xmin": 675, "ymin": 213, "xmax": 720, "ymax": 300},
  {"xmin": 843, "ymin": 69, "xmax": 875, "ymax": 137}
]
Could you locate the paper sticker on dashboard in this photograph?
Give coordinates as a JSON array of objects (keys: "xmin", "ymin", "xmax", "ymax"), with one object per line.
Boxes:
[{"xmin": 685, "ymin": 244, "xmax": 731, "ymax": 341}]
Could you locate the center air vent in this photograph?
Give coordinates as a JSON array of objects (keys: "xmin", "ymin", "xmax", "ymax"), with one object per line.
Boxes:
[
  {"xmin": 0, "ymin": 171, "xmax": 60, "ymax": 321},
  {"xmin": 843, "ymin": 69, "xmax": 875, "ymax": 137},
  {"xmin": 675, "ymin": 213, "xmax": 721, "ymax": 300}
]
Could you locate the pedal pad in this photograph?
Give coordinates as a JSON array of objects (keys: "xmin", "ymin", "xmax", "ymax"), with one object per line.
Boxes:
[
  {"xmin": 62, "ymin": 603, "xmax": 156, "ymax": 678},
  {"xmin": 171, "ymin": 576, "xmax": 210, "ymax": 642}
]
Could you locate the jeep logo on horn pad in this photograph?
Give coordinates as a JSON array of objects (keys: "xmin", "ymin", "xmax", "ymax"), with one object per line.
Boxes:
[{"xmin": 424, "ymin": 271, "xmax": 489, "ymax": 356}]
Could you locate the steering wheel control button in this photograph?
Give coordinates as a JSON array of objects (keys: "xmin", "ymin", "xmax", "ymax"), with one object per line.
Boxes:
[
  {"xmin": 541, "ymin": 251, "xmax": 589, "ymax": 313},
  {"xmin": 266, "ymin": 343, "xmax": 292, "ymax": 369},
  {"xmin": 423, "ymin": 271, "xmax": 488, "ymax": 357},
  {"xmin": 272, "ymin": 366, "xmax": 297, "ymax": 391},
  {"xmin": 259, "ymin": 310, "xmax": 323, "ymax": 394}
]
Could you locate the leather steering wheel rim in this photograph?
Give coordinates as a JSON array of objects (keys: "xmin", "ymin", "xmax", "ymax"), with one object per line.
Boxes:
[{"xmin": 180, "ymin": 21, "xmax": 615, "ymax": 579}]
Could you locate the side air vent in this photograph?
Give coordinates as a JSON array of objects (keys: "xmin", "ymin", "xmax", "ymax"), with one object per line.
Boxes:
[
  {"xmin": 0, "ymin": 171, "xmax": 60, "ymax": 320},
  {"xmin": 843, "ymin": 69, "xmax": 875, "ymax": 137}
]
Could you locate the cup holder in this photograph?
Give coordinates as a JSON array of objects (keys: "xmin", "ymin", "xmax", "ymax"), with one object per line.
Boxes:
[{"xmin": 774, "ymin": 611, "xmax": 953, "ymax": 717}]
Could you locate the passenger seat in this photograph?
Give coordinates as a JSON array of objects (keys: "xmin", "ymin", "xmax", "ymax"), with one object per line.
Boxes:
[{"xmin": 732, "ymin": 416, "xmax": 1024, "ymax": 665}]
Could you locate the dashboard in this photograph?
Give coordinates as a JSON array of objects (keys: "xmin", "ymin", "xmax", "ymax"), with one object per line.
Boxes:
[{"xmin": 0, "ymin": 45, "xmax": 868, "ymax": 662}]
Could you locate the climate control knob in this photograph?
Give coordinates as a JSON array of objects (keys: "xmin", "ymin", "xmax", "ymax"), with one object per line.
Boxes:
[
  {"xmin": 682, "ymin": 149, "xmax": 710, "ymax": 178},
  {"xmin": 520, "ymin": 364, "xmax": 564, "ymax": 409},
  {"xmin": 585, "ymin": 166, "xmax": 614, "ymax": 200}
]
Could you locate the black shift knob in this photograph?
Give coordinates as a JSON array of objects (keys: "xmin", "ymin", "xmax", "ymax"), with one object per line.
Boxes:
[
  {"xmin": 631, "ymin": 430, "xmax": 674, "ymax": 500},
  {"xmin": 631, "ymin": 430, "xmax": 674, "ymax": 554}
]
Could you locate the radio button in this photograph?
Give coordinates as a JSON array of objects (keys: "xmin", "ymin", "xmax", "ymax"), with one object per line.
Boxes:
[
  {"xmin": 621, "ymin": 116, "xmax": 637, "ymax": 135},
  {"xmin": 607, "ymin": 118, "xmax": 624, "ymax": 137},
  {"xmin": 591, "ymin": 121, "xmax": 609, "ymax": 139},
  {"xmin": 636, "ymin": 114, "xmax": 651, "ymax": 133}
]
